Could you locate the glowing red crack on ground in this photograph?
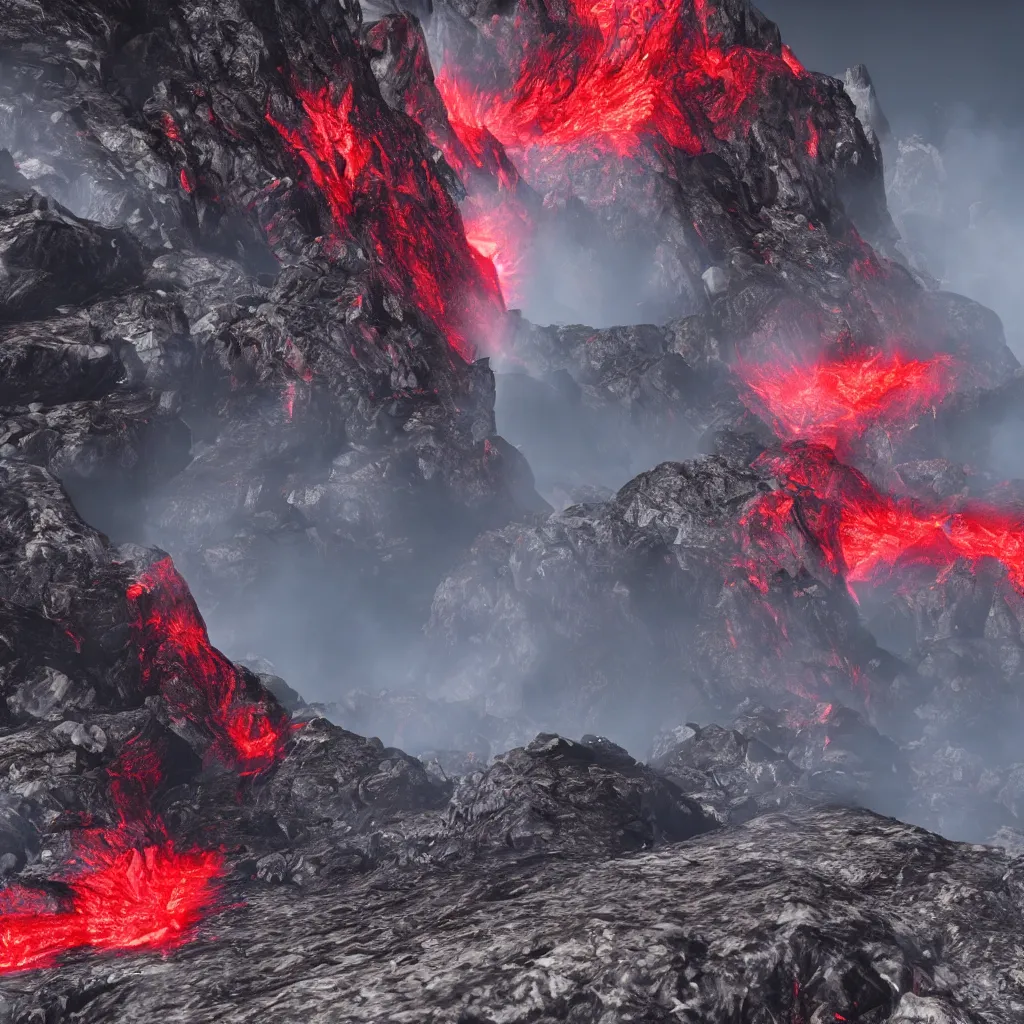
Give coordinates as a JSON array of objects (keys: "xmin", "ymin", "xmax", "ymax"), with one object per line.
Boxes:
[
  {"xmin": 0, "ymin": 836, "xmax": 224, "ymax": 975},
  {"xmin": 0, "ymin": 559, "xmax": 286, "ymax": 977},
  {"xmin": 736, "ymin": 351, "xmax": 957, "ymax": 452},
  {"xmin": 0, "ymin": 735, "xmax": 225, "ymax": 976}
]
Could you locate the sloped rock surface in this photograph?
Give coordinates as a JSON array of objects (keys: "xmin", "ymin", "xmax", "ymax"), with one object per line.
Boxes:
[
  {"xmin": 5, "ymin": 808, "xmax": 1022, "ymax": 1024},
  {"xmin": 438, "ymin": 733, "xmax": 715, "ymax": 859},
  {"xmin": 0, "ymin": 0, "xmax": 545, "ymax": 685},
  {"xmin": 2, "ymin": 0, "xmax": 1024, "ymax": 1015},
  {"xmin": 425, "ymin": 452, "xmax": 897, "ymax": 746},
  {"xmin": 654, "ymin": 709, "xmax": 910, "ymax": 825}
]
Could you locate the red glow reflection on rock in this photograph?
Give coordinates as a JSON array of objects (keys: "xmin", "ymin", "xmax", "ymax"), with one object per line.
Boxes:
[
  {"xmin": 127, "ymin": 557, "xmax": 289, "ymax": 774},
  {"xmin": 267, "ymin": 82, "xmax": 506, "ymax": 360},
  {"xmin": 435, "ymin": 0, "xmax": 809, "ymax": 169},
  {"xmin": 749, "ymin": 444, "xmax": 1024, "ymax": 597}
]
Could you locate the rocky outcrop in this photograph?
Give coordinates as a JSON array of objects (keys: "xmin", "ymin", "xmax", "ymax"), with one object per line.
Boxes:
[{"xmin": 0, "ymin": 0, "xmax": 1023, "ymax": 1017}]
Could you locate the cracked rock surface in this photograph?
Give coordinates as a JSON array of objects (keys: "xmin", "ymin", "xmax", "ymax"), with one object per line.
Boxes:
[{"xmin": 0, "ymin": 0, "xmax": 1023, "ymax": 1020}]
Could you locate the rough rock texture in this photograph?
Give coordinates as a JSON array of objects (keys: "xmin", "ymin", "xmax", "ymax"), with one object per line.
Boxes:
[
  {"xmin": 439, "ymin": 733, "xmax": 715, "ymax": 858},
  {"xmin": 843, "ymin": 64, "xmax": 892, "ymax": 147},
  {"xmin": 420, "ymin": 0, "xmax": 902, "ymax": 325},
  {"xmin": 425, "ymin": 451, "xmax": 902, "ymax": 749},
  {"xmin": 6, "ymin": 809, "xmax": 1024, "ymax": 1024},
  {"xmin": 0, "ymin": 0, "xmax": 546, "ymax": 683},
  {"xmin": 411, "ymin": 0, "xmax": 1012, "ymax": 371},
  {"xmin": 654, "ymin": 709, "xmax": 910, "ymax": 825},
  {"xmin": 1, "ymin": 0, "xmax": 1024, "ymax": 1017}
]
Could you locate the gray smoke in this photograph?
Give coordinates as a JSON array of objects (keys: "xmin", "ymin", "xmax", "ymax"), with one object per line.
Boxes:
[{"xmin": 886, "ymin": 115, "xmax": 1024, "ymax": 357}]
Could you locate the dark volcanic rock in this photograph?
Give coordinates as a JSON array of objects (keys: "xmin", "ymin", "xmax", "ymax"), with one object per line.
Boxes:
[
  {"xmin": 653, "ymin": 707, "xmax": 912, "ymax": 825},
  {"xmin": 0, "ymin": 0, "xmax": 546, "ymax": 686},
  {"xmin": 6, "ymin": 808, "xmax": 1023, "ymax": 1023},
  {"xmin": 0, "ymin": 188, "xmax": 144, "ymax": 321},
  {"xmin": 426, "ymin": 451, "xmax": 897, "ymax": 747},
  {"xmin": 2, "ymin": 0, "xmax": 1024, "ymax": 1013},
  {"xmin": 655, "ymin": 721, "xmax": 806, "ymax": 823},
  {"xmin": 1, "ymin": 391, "xmax": 191, "ymax": 491},
  {"xmin": 439, "ymin": 733, "xmax": 715, "ymax": 858},
  {"xmin": 0, "ymin": 317, "xmax": 123, "ymax": 409}
]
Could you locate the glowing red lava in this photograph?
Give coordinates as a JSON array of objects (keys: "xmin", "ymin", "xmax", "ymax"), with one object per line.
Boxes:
[
  {"xmin": 462, "ymin": 203, "xmax": 530, "ymax": 305},
  {"xmin": 418, "ymin": 0, "xmax": 819, "ymax": 309},
  {"xmin": 749, "ymin": 444, "xmax": 1024, "ymax": 597},
  {"xmin": 737, "ymin": 351, "xmax": 957, "ymax": 452},
  {"xmin": 435, "ymin": 0, "xmax": 810, "ymax": 170},
  {"xmin": 0, "ymin": 836, "xmax": 224, "ymax": 975},
  {"xmin": 805, "ymin": 116, "xmax": 820, "ymax": 159},
  {"xmin": 161, "ymin": 113, "xmax": 181, "ymax": 143},
  {"xmin": 0, "ymin": 738, "xmax": 224, "ymax": 977},
  {"xmin": 0, "ymin": 558, "xmax": 285, "ymax": 977},
  {"xmin": 127, "ymin": 557, "xmax": 290, "ymax": 774},
  {"xmin": 267, "ymin": 83, "xmax": 506, "ymax": 360}
]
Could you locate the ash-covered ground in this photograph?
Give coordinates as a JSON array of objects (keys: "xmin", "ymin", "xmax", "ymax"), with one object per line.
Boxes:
[{"xmin": 0, "ymin": 0, "xmax": 1023, "ymax": 1021}]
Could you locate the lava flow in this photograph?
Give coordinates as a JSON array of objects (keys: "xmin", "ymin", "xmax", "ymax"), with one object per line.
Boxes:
[
  {"xmin": 422, "ymin": 0, "xmax": 817, "ymax": 307},
  {"xmin": 1, "ymin": 538, "xmax": 294, "ymax": 976},
  {"xmin": 0, "ymin": 734, "xmax": 224, "ymax": 976},
  {"xmin": 737, "ymin": 351, "xmax": 957, "ymax": 452},
  {"xmin": 435, "ymin": 0, "xmax": 812, "ymax": 171},
  {"xmin": 267, "ymin": 83, "xmax": 505, "ymax": 360},
  {"xmin": 0, "ymin": 839, "xmax": 224, "ymax": 975},
  {"xmin": 748, "ymin": 444, "xmax": 1024, "ymax": 596},
  {"xmin": 127, "ymin": 557, "xmax": 290, "ymax": 774}
]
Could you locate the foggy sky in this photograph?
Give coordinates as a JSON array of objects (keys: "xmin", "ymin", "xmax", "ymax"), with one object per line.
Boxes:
[{"xmin": 756, "ymin": 0, "xmax": 1024, "ymax": 134}]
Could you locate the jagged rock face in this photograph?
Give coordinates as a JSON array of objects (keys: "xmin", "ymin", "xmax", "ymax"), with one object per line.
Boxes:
[
  {"xmin": 425, "ymin": 450, "xmax": 902, "ymax": 748},
  {"xmin": 361, "ymin": 7, "xmax": 1017, "ymax": 508},
  {"xmin": 424, "ymin": 424, "xmax": 1024, "ymax": 839},
  {"xmin": 0, "ymin": 0, "xmax": 546, "ymax": 682},
  {"xmin": 439, "ymin": 733, "xmax": 715, "ymax": 858},
  {"xmin": 654, "ymin": 709, "xmax": 910, "ymax": 825},
  {"xmin": 383, "ymin": 0, "xmax": 1014, "ymax": 398},
  {"xmin": 367, "ymin": 0, "xmax": 914, "ymax": 338},
  {"xmin": 419, "ymin": 0, "xmax": 897, "ymax": 326},
  {"xmin": 843, "ymin": 64, "xmax": 892, "ymax": 147},
  {"xmin": 0, "ymin": 190, "xmax": 143, "ymax": 323},
  {"xmin": 8, "ymin": 809, "xmax": 1024, "ymax": 1024},
  {"xmin": 3, "ymin": 0, "xmax": 1024, "ymax": 1013}
]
